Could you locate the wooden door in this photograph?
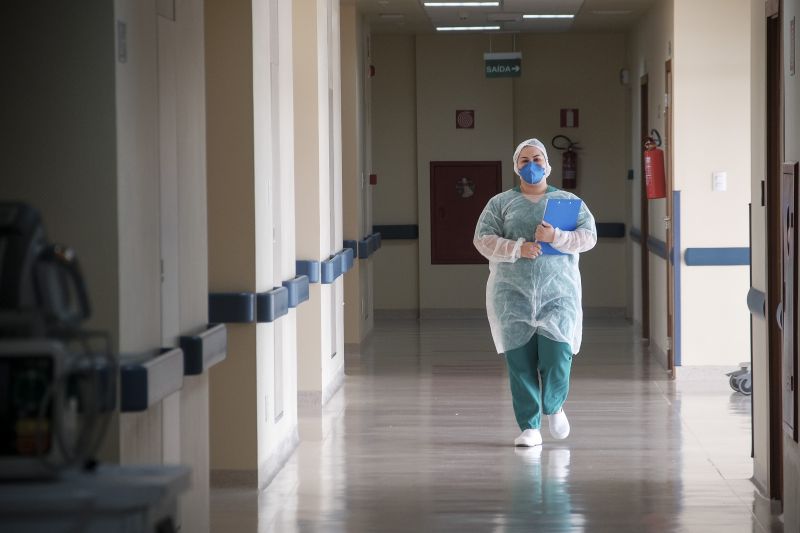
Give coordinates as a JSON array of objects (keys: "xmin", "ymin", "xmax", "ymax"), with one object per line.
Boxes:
[
  {"xmin": 430, "ymin": 161, "xmax": 502, "ymax": 264},
  {"xmin": 766, "ymin": 3, "xmax": 784, "ymax": 501}
]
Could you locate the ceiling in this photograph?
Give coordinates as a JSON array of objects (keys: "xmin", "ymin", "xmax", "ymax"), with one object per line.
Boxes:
[{"xmin": 357, "ymin": 0, "xmax": 658, "ymax": 34}]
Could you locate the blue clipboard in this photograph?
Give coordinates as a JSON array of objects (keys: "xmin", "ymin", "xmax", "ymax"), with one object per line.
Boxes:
[{"xmin": 539, "ymin": 198, "xmax": 582, "ymax": 255}]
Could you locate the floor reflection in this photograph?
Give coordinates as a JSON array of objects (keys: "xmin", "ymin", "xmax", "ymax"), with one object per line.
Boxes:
[{"xmin": 211, "ymin": 318, "xmax": 782, "ymax": 533}]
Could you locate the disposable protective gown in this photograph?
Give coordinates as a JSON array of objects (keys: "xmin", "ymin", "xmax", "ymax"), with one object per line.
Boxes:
[{"xmin": 474, "ymin": 186, "xmax": 597, "ymax": 355}]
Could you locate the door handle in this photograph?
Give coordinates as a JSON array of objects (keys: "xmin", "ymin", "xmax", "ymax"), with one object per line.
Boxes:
[{"xmin": 776, "ymin": 301, "xmax": 784, "ymax": 330}]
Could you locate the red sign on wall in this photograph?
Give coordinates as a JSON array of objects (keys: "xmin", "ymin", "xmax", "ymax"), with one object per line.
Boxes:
[
  {"xmin": 560, "ymin": 109, "xmax": 579, "ymax": 128},
  {"xmin": 456, "ymin": 110, "xmax": 475, "ymax": 129}
]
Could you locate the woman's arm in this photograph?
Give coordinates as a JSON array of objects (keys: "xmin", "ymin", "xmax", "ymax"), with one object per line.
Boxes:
[
  {"xmin": 474, "ymin": 234, "xmax": 525, "ymax": 261},
  {"xmin": 473, "ymin": 198, "xmax": 525, "ymax": 262},
  {"xmin": 549, "ymin": 201, "xmax": 598, "ymax": 254}
]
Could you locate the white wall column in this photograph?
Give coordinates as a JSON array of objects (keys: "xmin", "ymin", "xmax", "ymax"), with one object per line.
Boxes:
[
  {"xmin": 340, "ymin": 3, "xmax": 374, "ymax": 344},
  {"xmin": 206, "ymin": 0, "xmax": 299, "ymax": 490},
  {"xmin": 293, "ymin": 0, "xmax": 345, "ymax": 410}
]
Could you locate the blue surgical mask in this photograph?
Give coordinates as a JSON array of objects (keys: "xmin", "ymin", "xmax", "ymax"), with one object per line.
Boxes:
[{"xmin": 519, "ymin": 161, "xmax": 546, "ymax": 185}]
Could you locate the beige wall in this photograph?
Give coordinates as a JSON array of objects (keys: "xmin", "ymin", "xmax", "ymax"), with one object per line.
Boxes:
[
  {"xmin": 207, "ymin": 0, "xmax": 300, "ymax": 489},
  {"xmin": 372, "ymin": 34, "xmax": 419, "ymax": 311},
  {"xmin": 514, "ymin": 33, "xmax": 628, "ymax": 311},
  {"xmin": 0, "ymin": 0, "xmax": 120, "ymax": 353},
  {"xmin": 0, "ymin": 0, "xmax": 123, "ymax": 465},
  {"xmin": 415, "ymin": 33, "xmax": 515, "ymax": 311},
  {"xmin": 294, "ymin": 0, "xmax": 346, "ymax": 406},
  {"xmin": 342, "ymin": 5, "xmax": 376, "ymax": 340},
  {"xmin": 371, "ymin": 32, "xmax": 629, "ymax": 312},
  {"xmin": 206, "ymin": 0, "xmax": 259, "ymax": 475},
  {"xmin": 2, "ymin": 1, "xmax": 213, "ymax": 528},
  {"xmin": 116, "ymin": 0, "xmax": 213, "ymax": 528},
  {"xmin": 673, "ymin": 0, "xmax": 752, "ymax": 368},
  {"xmin": 626, "ymin": 0, "xmax": 673, "ymax": 342}
]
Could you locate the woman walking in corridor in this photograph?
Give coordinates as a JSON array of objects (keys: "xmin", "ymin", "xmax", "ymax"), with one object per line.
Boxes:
[{"xmin": 473, "ymin": 138, "xmax": 597, "ymax": 447}]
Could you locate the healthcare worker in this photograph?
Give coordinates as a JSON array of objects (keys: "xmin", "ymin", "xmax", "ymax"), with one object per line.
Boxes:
[{"xmin": 473, "ymin": 138, "xmax": 597, "ymax": 447}]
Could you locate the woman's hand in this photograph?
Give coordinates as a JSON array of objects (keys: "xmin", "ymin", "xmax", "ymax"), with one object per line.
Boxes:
[
  {"xmin": 535, "ymin": 221, "xmax": 556, "ymax": 243},
  {"xmin": 519, "ymin": 241, "xmax": 542, "ymax": 259}
]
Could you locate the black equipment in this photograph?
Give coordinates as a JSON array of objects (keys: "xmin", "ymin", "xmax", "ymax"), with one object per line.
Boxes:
[
  {"xmin": 0, "ymin": 203, "xmax": 91, "ymax": 338},
  {"xmin": 0, "ymin": 202, "xmax": 114, "ymax": 480}
]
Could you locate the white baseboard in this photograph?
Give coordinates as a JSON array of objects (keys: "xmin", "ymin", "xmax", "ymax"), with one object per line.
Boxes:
[
  {"xmin": 298, "ymin": 364, "xmax": 345, "ymax": 408},
  {"xmin": 258, "ymin": 426, "xmax": 300, "ymax": 489},
  {"xmin": 322, "ymin": 364, "xmax": 345, "ymax": 406},
  {"xmin": 210, "ymin": 426, "xmax": 300, "ymax": 490},
  {"xmin": 673, "ymin": 365, "xmax": 739, "ymax": 380},
  {"xmin": 649, "ymin": 342, "xmax": 669, "ymax": 373}
]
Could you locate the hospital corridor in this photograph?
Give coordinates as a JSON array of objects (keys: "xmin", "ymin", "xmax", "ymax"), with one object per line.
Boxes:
[
  {"xmin": 1, "ymin": 0, "xmax": 799, "ymax": 532},
  {"xmin": 212, "ymin": 317, "xmax": 773, "ymax": 532}
]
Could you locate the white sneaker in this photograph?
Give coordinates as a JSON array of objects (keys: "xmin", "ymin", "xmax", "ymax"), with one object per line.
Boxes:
[
  {"xmin": 514, "ymin": 428, "xmax": 543, "ymax": 447},
  {"xmin": 547, "ymin": 409, "xmax": 570, "ymax": 439}
]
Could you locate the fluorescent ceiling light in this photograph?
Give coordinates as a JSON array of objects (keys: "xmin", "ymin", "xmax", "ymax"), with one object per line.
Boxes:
[
  {"xmin": 436, "ymin": 25, "xmax": 500, "ymax": 31},
  {"xmin": 522, "ymin": 14, "xmax": 575, "ymax": 19},
  {"xmin": 425, "ymin": 2, "xmax": 499, "ymax": 7}
]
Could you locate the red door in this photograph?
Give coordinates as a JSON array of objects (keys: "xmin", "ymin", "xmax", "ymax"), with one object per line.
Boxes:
[{"xmin": 430, "ymin": 161, "xmax": 502, "ymax": 264}]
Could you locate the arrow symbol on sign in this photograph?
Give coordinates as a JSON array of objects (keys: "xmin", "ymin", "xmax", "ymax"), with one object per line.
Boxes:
[{"xmin": 512, "ymin": 65, "xmax": 520, "ymax": 72}]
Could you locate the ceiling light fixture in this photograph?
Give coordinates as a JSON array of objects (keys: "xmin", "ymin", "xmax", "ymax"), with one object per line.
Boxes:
[
  {"xmin": 436, "ymin": 25, "xmax": 501, "ymax": 31},
  {"xmin": 425, "ymin": 2, "xmax": 499, "ymax": 7},
  {"xmin": 522, "ymin": 14, "xmax": 575, "ymax": 19}
]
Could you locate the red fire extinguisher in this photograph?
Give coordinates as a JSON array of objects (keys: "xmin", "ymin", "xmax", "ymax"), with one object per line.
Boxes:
[
  {"xmin": 552, "ymin": 135, "xmax": 579, "ymax": 189},
  {"xmin": 643, "ymin": 134, "xmax": 666, "ymax": 199}
]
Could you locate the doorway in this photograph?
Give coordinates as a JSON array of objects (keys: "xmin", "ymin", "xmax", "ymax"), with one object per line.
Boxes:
[
  {"xmin": 665, "ymin": 59, "xmax": 675, "ymax": 376},
  {"xmin": 766, "ymin": 0, "xmax": 784, "ymax": 502},
  {"xmin": 640, "ymin": 75, "xmax": 650, "ymax": 341}
]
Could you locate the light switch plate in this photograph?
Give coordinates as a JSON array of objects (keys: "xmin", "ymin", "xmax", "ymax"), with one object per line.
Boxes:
[{"xmin": 713, "ymin": 171, "xmax": 727, "ymax": 192}]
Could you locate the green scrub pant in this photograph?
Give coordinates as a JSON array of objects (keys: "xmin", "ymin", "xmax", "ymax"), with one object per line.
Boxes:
[{"xmin": 504, "ymin": 333, "xmax": 573, "ymax": 431}]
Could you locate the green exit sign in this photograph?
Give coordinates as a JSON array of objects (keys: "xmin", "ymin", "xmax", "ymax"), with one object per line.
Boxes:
[{"xmin": 484, "ymin": 52, "xmax": 522, "ymax": 78}]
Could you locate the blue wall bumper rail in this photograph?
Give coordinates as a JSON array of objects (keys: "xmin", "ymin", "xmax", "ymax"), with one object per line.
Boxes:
[
  {"xmin": 317, "ymin": 248, "xmax": 357, "ymax": 284},
  {"xmin": 596, "ymin": 223, "xmax": 626, "ymax": 239},
  {"xmin": 358, "ymin": 233, "xmax": 382, "ymax": 259},
  {"xmin": 321, "ymin": 255, "xmax": 341, "ymax": 284},
  {"xmin": 343, "ymin": 240, "xmax": 358, "ymax": 256},
  {"xmin": 296, "ymin": 260, "xmax": 321, "ymax": 284},
  {"xmin": 209, "ymin": 292, "xmax": 256, "ymax": 324},
  {"xmin": 120, "ymin": 347, "xmax": 184, "ymax": 412},
  {"xmin": 629, "ymin": 226, "xmax": 643, "ymax": 244},
  {"xmin": 179, "ymin": 324, "xmax": 227, "ymax": 376},
  {"xmin": 684, "ymin": 247, "xmax": 750, "ymax": 266},
  {"xmin": 336, "ymin": 247, "xmax": 354, "ymax": 273},
  {"xmin": 747, "ymin": 287, "xmax": 766, "ymax": 319},
  {"xmin": 283, "ymin": 275, "xmax": 310, "ymax": 308},
  {"xmin": 647, "ymin": 236, "xmax": 668, "ymax": 260},
  {"xmin": 257, "ymin": 287, "xmax": 289, "ymax": 322},
  {"xmin": 372, "ymin": 224, "xmax": 419, "ymax": 240}
]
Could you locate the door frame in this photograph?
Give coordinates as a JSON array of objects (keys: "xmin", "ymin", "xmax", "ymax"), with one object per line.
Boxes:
[
  {"xmin": 766, "ymin": 0, "xmax": 784, "ymax": 501},
  {"xmin": 665, "ymin": 59, "xmax": 675, "ymax": 376},
  {"xmin": 640, "ymin": 75, "xmax": 651, "ymax": 341}
]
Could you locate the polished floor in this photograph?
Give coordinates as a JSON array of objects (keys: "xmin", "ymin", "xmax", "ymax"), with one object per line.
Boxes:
[{"xmin": 211, "ymin": 317, "xmax": 783, "ymax": 532}]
